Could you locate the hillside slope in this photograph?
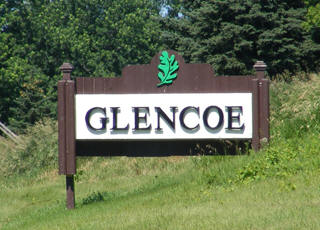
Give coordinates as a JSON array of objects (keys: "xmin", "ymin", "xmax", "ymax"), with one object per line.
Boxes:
[{"xmin": 1, "ymin": 74, "xmax": 320, "ymax": 229}]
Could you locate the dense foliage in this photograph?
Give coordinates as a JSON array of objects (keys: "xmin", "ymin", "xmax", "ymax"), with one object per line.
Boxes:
[
  {"xmin": 303, "ymin": 0, "xmax": 320, "ymax": 42},
  {"xmin": 1, "ymin": 0, "xmax": 320, "ymax": 132},
  {"xmin": 0, "ymin": 0, "xmax": 161, "ymax": 132},
  {"xmin": 160, "ymin": 0, "xmax": 320, "ymax": 76}
]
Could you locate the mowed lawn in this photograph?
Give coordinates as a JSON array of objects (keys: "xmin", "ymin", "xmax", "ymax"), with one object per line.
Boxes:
[{"xmin": 1, "ymin": 155, "xmax": 320, "ymax": 230}]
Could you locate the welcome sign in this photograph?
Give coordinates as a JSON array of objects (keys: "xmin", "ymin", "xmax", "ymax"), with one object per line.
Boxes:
[
  {"xmin": 76, "ymin": 93, "xmax": 252, "ymax": 140},
  {"xmin": 58, "ymin": 50, "xmax": 269, "ymax": 209}
]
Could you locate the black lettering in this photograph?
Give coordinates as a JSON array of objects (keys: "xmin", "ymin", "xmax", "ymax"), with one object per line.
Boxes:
[
  {"xmin": 110, "ymin": 107, "xmax": 129, "ymax": 131},
  {"xmin": 155, "ymin": 107, "xmax": 177, "ymax": 131},
  {"xmin": 179, "ymin": 106, "xmax": 200, "ymax": 131},
  {"xmin": 133, "ymin": 107, "xmax": 151, "ymax": 131},
  {"xmin": 226, "ymin": 106, "xmax": 245, "ymax": 130},
  {"xmin": 203, "ymin": 106, "xmax": 224, "ymax": 130},
  {"xmin": 85, "ymin": 107, "xmax": 107, "ymax": 131}
]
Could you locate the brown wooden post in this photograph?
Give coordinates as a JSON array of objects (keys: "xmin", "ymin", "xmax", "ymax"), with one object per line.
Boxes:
[
  {"xmin": 59, "ymin": 63, "xmax": 76, "ymax": 209},
  {"xmin": 251, "ymin": 79, "xmax": 260, "ymax": 151},
  {"xmin": 253, "ymin": 61, "xmax": 269, "ymax": 149},
  {"xmin": 58, "ymin": 81, "xmax": 67, "ymax": 174},
  {"xmin": 66, "ymin": 175, "xmax": 75, "ymax": 209}
]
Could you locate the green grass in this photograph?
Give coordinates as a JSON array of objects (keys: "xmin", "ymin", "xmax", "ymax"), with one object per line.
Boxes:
[
  {"xmin": 1, "ymin": 73, "xmax": 320, "ymax": 229},
  {"xmin": 1, "ymin": 159, "xmax": 320, "ymax": 229}
]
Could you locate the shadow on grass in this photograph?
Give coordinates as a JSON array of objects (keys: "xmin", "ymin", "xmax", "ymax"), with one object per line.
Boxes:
[
  {"xmin": 80, "ymin": 177, "xmax": 180, "ymax": 206},
  {"xmin": 193, "ymin": 140, "xmax": 250, "ymax": 156}
]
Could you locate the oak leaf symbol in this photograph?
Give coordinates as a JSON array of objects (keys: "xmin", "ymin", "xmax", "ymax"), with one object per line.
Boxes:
[{"xmin": 157, "ymin": 51, "xmax": 179, "ymax": 87}]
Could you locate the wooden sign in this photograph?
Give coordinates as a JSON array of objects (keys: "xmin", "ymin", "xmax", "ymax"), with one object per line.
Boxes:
[
  {"xmin": 58, "ymin": 50, "xmax": 269, "ymax": 209},
  {"xmin": 75, "ymin": 93, "xmax": 253, "ymax": 140}
]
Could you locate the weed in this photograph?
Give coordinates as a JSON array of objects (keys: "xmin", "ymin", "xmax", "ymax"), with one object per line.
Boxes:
[{"xmin": 81, "ymin": 191, "xmax": 105, "ymax": 205}]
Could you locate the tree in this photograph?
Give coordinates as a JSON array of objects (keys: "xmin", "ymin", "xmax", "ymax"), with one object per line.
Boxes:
[
  {"xmin": 0, "ymin": 0, "xmax": 162, "ymax": 132},
  {"xmin": 160, "ymin": 0, "xmax": 320, "ymax": 76},
  {"xmin": 303, "ymin": 0, "xmax": 320, "ymax": 43},
  {"xmin": 153, "ymin": 0, "xmax": 182, "ymax": 17}
]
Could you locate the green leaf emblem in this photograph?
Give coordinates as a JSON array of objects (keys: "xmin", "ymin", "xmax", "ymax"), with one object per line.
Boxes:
[{"xmin": 157, "ymin": 51, "xmax": 179, "ymax": 87}]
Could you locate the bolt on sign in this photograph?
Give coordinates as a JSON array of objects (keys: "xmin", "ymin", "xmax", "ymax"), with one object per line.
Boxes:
[{"xmin": 58, "ymin": 50, "xmax": 269, "ymax": 209}]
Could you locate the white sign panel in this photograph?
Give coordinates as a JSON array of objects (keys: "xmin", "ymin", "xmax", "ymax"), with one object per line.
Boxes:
[{"xmin": 75, "ymin": 93, "xmax": 252, "ymax": 140}]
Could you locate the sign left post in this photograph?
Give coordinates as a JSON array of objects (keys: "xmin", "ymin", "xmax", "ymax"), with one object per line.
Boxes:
[{"xmin": 58, "ymin": 63, "xmax": 76, "ymax": 209}]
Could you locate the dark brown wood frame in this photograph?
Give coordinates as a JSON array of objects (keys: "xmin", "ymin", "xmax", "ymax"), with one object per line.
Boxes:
[{"xmin": 58, "ymin": 51, "xmax": 269, "ymax": 209}]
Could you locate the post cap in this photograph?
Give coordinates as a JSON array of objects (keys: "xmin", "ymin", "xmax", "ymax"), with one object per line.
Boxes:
[
  {"xmin": 253, "ymin": 61, "xmax": 267, "ymax": 72},
  {"xmin": 60, "ymin": 63, "xmax": 74, "ymax": 73}
]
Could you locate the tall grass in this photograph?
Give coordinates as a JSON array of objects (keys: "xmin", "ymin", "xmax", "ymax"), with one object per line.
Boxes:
[
  {"xmin": 0, "ymin": 119, "xmax": 58, "ymax": 179},
  {"xmin": 232, "ymin": 73, "xmax": 320, "ymax": 183}
]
